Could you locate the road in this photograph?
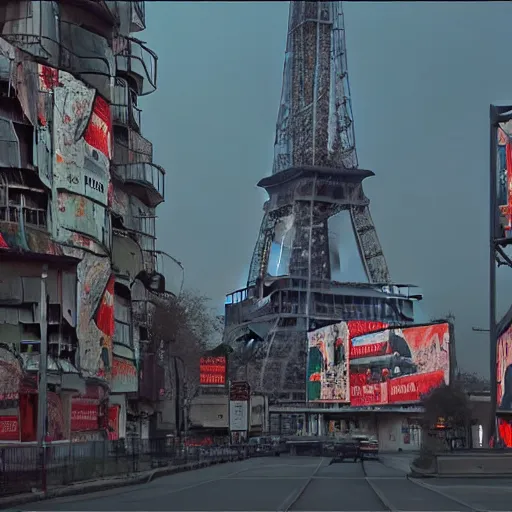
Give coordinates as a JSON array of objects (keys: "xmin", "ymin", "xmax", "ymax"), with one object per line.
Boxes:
[{"xmin": 13, "ymin": 455, "xmax": 512, "ymax": 511}]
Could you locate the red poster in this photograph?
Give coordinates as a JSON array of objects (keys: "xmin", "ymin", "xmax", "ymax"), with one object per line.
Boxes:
[
  {"xmin": 349, "ymin": 322, "xmax": 450, "ymax": 406},
  {"xmin": 108, "ymin": 405, "xmax": 120, "ymax": 441},
  {"xmin": 71, "ymin": 403, "xmax": 99, "ymax": 432},
  {"xmin": 387, "ymin": 370, "xmax": 445, "ymax": 404},
  {"xmin": 84, "ymin": 95, "xmax": 112, "ymax": 159},
  {"xmin": 95, "ymin": 275, "xmax": 115, "ymax": 337},
  {"xmin": 0, "ymin": 416, "xmax": 19, "ymax": 441}
]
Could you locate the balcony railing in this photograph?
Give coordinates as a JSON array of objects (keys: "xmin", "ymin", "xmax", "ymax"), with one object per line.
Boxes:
[
  {"xmin": 1, "ymin": 12, "xmax": 115, "ymax": 100},
  {"xmin": 113, "ymin": 36, "xmax": 157, "ymax": 96},
  {"xmin": 113, "ymin": 129, "xmax": 153, "ymax": 166},
  {"xmin": 122, "ymin": 213, "xmax": 156, "ymax": 240},
  {"xmin": 111, "ymin": 77, "xmax": 141, "ymax": 130},
  {"xmin": 0, "ymin": 205, "xmax": 47, "ymax": 230},
  {"xmin": 113, "ymin": 162, "xmax": 165, "ymax": 207},
  {"xmin": 145, "ymin": 250, "xmax": 184, "ymax": 298}
]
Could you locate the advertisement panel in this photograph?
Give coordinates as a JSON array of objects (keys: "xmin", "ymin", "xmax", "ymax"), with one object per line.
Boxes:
[
  {"xmin": 199, "ymin": 356, "xmax": 226, "ymax": 386},
  {"xmin": 350, "ymin": 322, "xmax": 450, "ymax": 406},
  {"xmin": 497, "ymin": 320, "xmax": 512, "ymax": 411},
  {"xmin": 71, "ymin": 402, "xmax": 99, "ymax": 432},
  {"xmin": 111, "ymin": 357, "xmax": 138, "ymax": 393},
  {"xmin": 498, "ymin": 124, "xmax": 512, "ymax": 238},
  {"xmin": 0, "ymin": 416, "xmax": 19, "ymax": 441},
  {"xmin": 229, "ymin": 381, "xmax": 250, "ymax": 439},
  {"xmin": 307, "ymin": 321, "xmax": 387, "ymax": 402},
  {"xmin": 52, "ymin": 69, "xmax": 111, "ymax": 207}
]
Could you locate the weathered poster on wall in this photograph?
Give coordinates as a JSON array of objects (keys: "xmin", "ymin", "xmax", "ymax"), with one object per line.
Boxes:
[
  {"xmin": 229, "ymin": 401, "xmax": 248, "ymax": 432},
  {"xmin": 111, "ymin": 357, "xmax": 138, "ymax": 393},
  {"xmin": 52, "ymin": 68, "xmax": 111, "ymax": 206},
  {"xmin": 229, "ymin": 381, "xmax": 250, "ymax": 436}
]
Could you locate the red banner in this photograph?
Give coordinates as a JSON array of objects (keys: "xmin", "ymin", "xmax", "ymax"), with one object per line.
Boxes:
[
  {"xmin": 200, "ymin": 356, "xmax": 226, "ymax": 386},
  {"xmin": 0, "ymin": 416, "xmax": 19, "ymax": 441},
  {"xmin": 71, "ymin": 403, "xmax": 99, "ymax": 432},
  {"xmin": 84, "ymin": 95, "xmax": 112, "ymax": 159},
  {"xmin": 387, "ymin": 370, "xmax": 445, "ymax": 404},
  {"xmin": 108, "ymin": 405, "xmax": 120, "ymax": 441}
]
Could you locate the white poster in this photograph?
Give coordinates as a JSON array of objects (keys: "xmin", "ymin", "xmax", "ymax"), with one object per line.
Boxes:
[{"xmin": 229, "ymin": 400, "xmax": 248, "ymax": 431}]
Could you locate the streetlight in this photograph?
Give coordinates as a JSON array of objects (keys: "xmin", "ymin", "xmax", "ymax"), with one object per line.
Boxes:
[
  {"xmin": 36, "ymin": 264, "xmax": 48, "ymax": 493},
  {"xmin": 490, "ymin": 104, "xmax": 512, "ymax": 447}
]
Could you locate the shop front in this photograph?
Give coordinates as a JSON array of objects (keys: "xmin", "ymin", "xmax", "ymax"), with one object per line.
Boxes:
[{"xmin": 70, "ymin": 383, "xmax": 108, "ymax": 442}]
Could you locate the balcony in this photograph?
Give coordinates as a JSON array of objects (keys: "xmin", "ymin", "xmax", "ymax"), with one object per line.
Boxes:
[
  {"xmin": 113, "ymin": 36, "xmax": 157, "ymax": 96},
  {"xmin": 111, "ymin": 77, "xmax": 142, "ymax": 130},
  {"xmin": 113, "ymin": 162, "xmax": 165, "ymax": 207},
  {"xmin": 1, "ymin": 5, "xmax": 115, "ymax": 100},
  {"xmin": 113, "ymin": 128, "xmax": 152, "ymax": 166},
  {"xmin": 145, "ymin": 250, "xmax": 184, "ymax": 297}
]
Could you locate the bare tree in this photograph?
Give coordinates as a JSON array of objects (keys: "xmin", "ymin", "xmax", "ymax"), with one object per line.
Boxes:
[{"xmin": 149, "ymin": 290, "xmax": 221, "ymax": 414}]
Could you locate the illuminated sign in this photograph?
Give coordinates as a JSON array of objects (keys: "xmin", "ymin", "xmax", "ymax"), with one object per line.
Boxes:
[
  {"xmin": 350, "ymin": 322, "xmax": 450, "ymax": 406},
  {"xmin": 200, "ymin": 356, "xmax": 226, "ymax": 386}
]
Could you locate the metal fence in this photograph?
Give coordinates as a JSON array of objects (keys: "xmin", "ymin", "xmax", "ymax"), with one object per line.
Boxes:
[{"xmin": 0, "ymin": 438, "xmax": 248, "ymax": 498}]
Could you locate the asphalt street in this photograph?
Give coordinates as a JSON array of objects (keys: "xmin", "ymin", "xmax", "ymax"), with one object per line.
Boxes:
[{"xmin": 12, "ymin": 455, "xmax": 512, "ymax": 511}]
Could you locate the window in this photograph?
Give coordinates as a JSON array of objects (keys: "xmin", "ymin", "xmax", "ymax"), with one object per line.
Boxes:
[
  {"xmin": 114, "ymin": 293, "xmax": 132, "ymax": 347},
  {"xmin": 0, "ymin": 176, "xmax": 47, "ymax": 228}
]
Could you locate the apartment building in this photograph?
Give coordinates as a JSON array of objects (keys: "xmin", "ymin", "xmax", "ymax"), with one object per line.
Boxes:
[{"xmin": 0, "ymin": 1, "xmax": 181, "ymax": 443}]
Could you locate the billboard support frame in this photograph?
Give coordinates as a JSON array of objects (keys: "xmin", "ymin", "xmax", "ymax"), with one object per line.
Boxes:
[{"xmin": 490, "ymin": 104, "xmax": 512, "ymax": 447}]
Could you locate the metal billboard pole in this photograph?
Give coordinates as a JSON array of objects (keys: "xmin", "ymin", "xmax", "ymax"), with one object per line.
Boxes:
[
  {"xmin": 489, "ymin": 104, "xmax": 512, "ymax": 447},
  {"xmin": 37, "ymin": 264, "xmax": 48, "ymax": 492}
]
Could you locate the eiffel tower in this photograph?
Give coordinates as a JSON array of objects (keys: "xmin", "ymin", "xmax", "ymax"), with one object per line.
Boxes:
[{"xmin": 224, "ymin": 1, "xmax": 421, "ymax": 404}]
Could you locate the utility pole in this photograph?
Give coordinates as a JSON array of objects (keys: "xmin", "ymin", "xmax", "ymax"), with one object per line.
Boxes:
[{"xmin": 37, "ymin": 264, "xmax": 48, "ymax": 493}]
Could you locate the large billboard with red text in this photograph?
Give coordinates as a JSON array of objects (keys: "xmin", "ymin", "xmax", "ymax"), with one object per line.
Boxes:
[
  {"xmin": 307, "ymin": 321, "xmax": 388, "ymax": 402},
  {"xmin": 350, "ymin": 322, "xmax": 450, "ymax": 406},
  {"xmin": 200, "ymin": 356, "xmax": 226, "ymax": 386}
]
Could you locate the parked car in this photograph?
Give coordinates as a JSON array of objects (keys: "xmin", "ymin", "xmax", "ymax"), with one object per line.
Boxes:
[
  {"xmin": 248, "ymin": 436, "xmax": 283, "ymax": 456},
  {"xmin": 330, "ymin": 440, "xmax": 361, "ymax": 463},
  {"xmin": 353, "ymin": 435, "xmax": 379, "ymax": 459}
]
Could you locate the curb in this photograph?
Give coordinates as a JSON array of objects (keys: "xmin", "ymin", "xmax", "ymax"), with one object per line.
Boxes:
[{"xmin": 0, "ymin": 457, "xmax": 246, "ymax": 510}]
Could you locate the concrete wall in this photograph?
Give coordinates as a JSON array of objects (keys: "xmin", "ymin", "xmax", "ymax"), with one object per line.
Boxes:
[
  {"xmin": 377, "ymin": 415, "xmax": 422, "ymax": 452},
  {"xmin": 189, "ymin": 394, "xmax": 267, "ymax": 431}
]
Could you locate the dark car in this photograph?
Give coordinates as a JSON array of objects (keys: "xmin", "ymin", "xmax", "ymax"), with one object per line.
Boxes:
[
  {"xmin": 330, "ymin": 440, "xmax": 361, "ymax": 463},
  {"xmin": 353, "ymin": 435, "xmax": 379, "ymax": 459}
]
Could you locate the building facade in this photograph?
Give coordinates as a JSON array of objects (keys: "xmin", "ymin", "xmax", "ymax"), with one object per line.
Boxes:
[
  {"xmin": 224, "ymin": 2, "xmax": 422, "ymax": 406},
  {"xmin": 0, "ymin": 1, "xmax": 181, "ymax": 443}
]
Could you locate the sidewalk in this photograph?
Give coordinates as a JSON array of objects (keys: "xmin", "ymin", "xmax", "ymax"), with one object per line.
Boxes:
[
  {"xmin": 0, "ymin": 458, "xmax": 235, "ymax": 510},
  {"xmin": 378, "ymin": 451, "xmax": 417, "ymax": 474}
]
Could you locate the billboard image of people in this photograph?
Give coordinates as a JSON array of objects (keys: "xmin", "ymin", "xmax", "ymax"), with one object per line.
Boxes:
[
  {"xmin": 349, "ymin": 322, "xmax": 450, "ymax": 406},
  {"xmin": 497, "ymin": 320, "xmax": 512, "ymax": 411},
  {"xmin": 307, "ymin": 321, "xmax": 387, "ymax": 402}
]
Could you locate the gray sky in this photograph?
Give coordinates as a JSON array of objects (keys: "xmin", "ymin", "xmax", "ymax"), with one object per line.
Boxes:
[{"xmin": 141, "ymin": 1, "xmax": 512, "ymax": 376}]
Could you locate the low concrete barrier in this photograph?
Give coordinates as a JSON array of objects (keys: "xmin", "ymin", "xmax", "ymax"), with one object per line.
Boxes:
[{"xmin": 411, "ymin": 450, "xmax": 512, "ymax": 478}]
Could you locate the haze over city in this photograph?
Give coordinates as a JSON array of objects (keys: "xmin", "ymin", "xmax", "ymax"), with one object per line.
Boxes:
[{"xmin": 139, "ymin": 1, "xmax": 512, "ymax": 376}]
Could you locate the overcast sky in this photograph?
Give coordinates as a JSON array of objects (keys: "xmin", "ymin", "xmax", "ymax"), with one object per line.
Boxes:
[{"xmin": 140, "ymin": 1, "xmax": 512, "ymax": 376}]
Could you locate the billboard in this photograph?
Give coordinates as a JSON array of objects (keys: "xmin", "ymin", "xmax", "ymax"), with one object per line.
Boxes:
[
  {"xmin": 307, "ymin": 321, "xmax": 387, "ymax": 402},
  {"xmin": 497, "ymin": 320, "xmax": 512, "ymax": 411},
  {"xmin": 350, "ymin": 322, "xmax": 450, "ymax": 406},
  {"xmin": 199, "ymin": 356, "xmax": 226, "ymax": 386},
  {"xmin": 498, "ymin": 124, "xmax": 512, "ymax": 238}
]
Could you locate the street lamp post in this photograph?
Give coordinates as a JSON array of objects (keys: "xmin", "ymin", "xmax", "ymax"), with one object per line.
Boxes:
[{"xmin": 36, "ymin": 265, "xmax": 48, "ymax": 492}]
